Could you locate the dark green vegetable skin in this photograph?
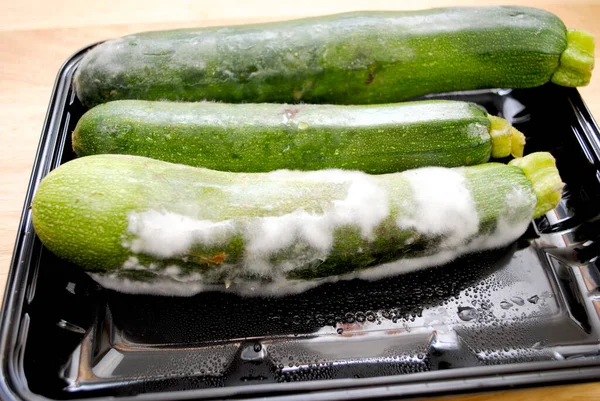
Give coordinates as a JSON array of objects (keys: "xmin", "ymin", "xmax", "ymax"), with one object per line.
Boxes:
[
  {"xmin": 72, "ymin": 100, "xmax": 492, "ymax": 173},
  {"xmin": 74, "ymin": 6, "xmax": 567, "ymax": 107}
]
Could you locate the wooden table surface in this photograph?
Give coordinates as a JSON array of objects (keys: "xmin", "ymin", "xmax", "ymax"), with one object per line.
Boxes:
[{"xmin": 2, "ymin": 0, "xmax": 600, "ymax": 399}]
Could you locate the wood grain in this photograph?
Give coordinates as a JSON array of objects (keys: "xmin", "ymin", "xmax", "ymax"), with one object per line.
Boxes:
[
  {"xmin": 426, "ymin": 381, "xmax": 600, "ymax": 400},
  {"xmin": 1, "ymin": 1, "xmax": 599, "ymax": 399}
]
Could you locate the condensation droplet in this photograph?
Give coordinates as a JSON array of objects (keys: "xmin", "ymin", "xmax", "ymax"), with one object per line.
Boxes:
[
  {"xmin": 457, "ymin": 306, "xmax": 477, "ymax": 321},
  {"xmin": 500, "ymin": 300, "xmax": 513, "ymax": 310},
  {"xmin": 528, "ymin": 295, "xmax": 540, "ymax": 304},
  {"xmin": 511, "ymin": 296, "xmax": 525, "ymax": 306}
]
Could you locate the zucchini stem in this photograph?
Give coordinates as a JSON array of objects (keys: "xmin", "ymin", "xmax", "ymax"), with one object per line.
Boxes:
[
  {"xmin": 487, "ymin": 115, "xmax": 526, "ymax": 158},
  {"xmin": 510, "ymin": 127, "xmax": 526, "ymax": 158},
  {"xmin": 551, "ymin": 29, "xmax": 595, "ymax": 87},
  {"xmin": 508, "ymin": 152, "xmax": 564, "ymax": 218}
]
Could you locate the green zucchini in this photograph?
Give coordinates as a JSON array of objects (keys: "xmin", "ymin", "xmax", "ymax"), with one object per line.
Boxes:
[
  {"xmin": 72, "ymin": 100, "xmax": 525, "ymax": 173},
  {"xmin": 73, "ymin": 6, "xmax": 594, "ymax": 108},
  {"xmin": 31, "ymin": 152, "xmax": 563, "ymax": 296}
]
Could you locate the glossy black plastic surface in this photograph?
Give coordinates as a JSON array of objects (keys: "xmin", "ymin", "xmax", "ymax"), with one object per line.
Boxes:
[{"xmin": 1, "ymin": 47, "xmax": 600, "ymax": 401}]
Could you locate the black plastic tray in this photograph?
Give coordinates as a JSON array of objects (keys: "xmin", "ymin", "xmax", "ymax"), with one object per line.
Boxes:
[{"xmin": 2, "ymin": 45, "xmax": 600, "ymax": 401}]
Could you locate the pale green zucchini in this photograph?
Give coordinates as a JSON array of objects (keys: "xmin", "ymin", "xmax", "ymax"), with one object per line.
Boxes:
[{"xmin": 31, "ymin": 152, "xmax": 563, "ymax": 296}]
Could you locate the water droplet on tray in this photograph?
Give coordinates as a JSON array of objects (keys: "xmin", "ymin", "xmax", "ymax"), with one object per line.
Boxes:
[
  {"xmin": 457, "ymin": 306, "xmax": 477, "ymax": 321},
  {"xmin": 500, "ymin": 301, "xmax": 513, "ymax": 310},
  {"xmin": 511, "ymin": 296, "xmax": 525, "ymax": 306},
  {"xmin": 527, "ymin": 295, "xmax": 540, "ymax": 304}
]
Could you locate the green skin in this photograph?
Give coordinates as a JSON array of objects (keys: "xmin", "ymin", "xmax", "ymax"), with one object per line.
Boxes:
[
  {"xmin": 31, "ymin": 154, "xmax": 540, "ymax": 283},
  {"xmin": 74, "ymin": 7, "xmax": 568, "ymax": 108},
  {"xmin": 72, "ymin": 100, "xmax": 492, "ymax": 173}
]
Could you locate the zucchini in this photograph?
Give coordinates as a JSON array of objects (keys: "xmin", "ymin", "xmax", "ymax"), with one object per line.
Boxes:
[
  {"xmin": 31, "ymin": 152, "xmax": 563, "ymax": 296},
  {"xmin": 73, "ymin": 7, "xmax": 594, "ymax": 108},
  {"xmin": 72, "ymin": 100, "xmax": 525, "ymax": 173}
]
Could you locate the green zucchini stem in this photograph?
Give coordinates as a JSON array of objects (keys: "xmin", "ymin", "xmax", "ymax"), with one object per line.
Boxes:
[
  {"xmin": 551, "ymin": 29, "xmax": 595, "ymax": 87},
  {"xmin": 508, "ymin": 152, "xmax": 565, "ymax": 218},
  {"xmin": 487, "ymin": 115, "xmax": 526, "ymax": 158}
]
